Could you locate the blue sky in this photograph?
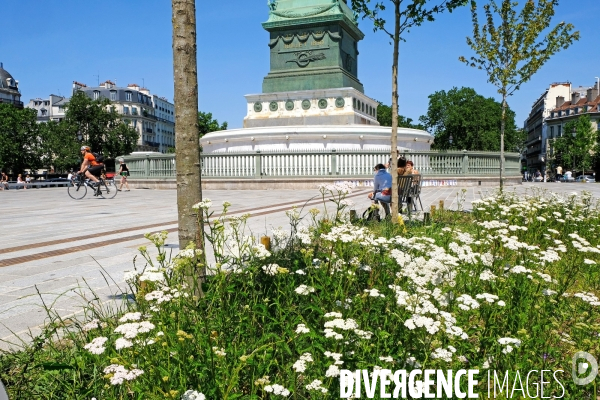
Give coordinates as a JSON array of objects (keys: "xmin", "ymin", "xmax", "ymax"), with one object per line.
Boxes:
[{"xmin": 2, "ymin": 0, "xmax": 598, "ymax": 129}]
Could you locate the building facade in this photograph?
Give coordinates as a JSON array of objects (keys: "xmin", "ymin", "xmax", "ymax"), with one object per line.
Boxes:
[
  {"xmin": 545, "ymin": 83, "xmax": 600, "ymax": 168},
  {"xmin": 26, "ymin": 94, "xmax": 68, "ymax": 122},
  {"xmin": 152, "ymin": 95, "xmax": 175, "ymax": 153},
  {"xmin": 73, "ymin": 81, "xmax": 175, "ymax": 153},
  {"xmin": 0, "ymin": 62, "xmax": 23, "ymax": 108},
  {"xmin": 523, "ymin": 82, "xmax": 571, "ymax": 174}
]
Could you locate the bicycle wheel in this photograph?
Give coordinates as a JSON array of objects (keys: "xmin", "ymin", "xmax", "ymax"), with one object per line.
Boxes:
[
  {"xmin": 68, "ymin": 180, "xmax": 87, "ymax": 200},
  {"xmin": 98, "ymin": 178, "xmax": 118, "ymax": 199}
]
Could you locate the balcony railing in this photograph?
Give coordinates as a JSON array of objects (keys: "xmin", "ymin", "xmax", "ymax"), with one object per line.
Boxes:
[
  {"xmin": 0, "ymin": 98, "xmax": 24, "ymax": 108},
  {"xmin": 120, "ymin": 149, "xmax": 521, "ymax": 180}
]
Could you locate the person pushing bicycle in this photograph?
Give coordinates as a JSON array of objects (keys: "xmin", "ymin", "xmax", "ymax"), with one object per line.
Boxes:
[{"xmin": 78, "ymin": 146, "xmax": 104, "ymax": 194}]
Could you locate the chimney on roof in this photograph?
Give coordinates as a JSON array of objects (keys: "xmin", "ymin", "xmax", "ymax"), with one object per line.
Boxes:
[
  {"xmin": 587, "ymin": 86, "xmax": 599, "ymax": 102},
  {"xmin": 572, "ymin": 92, "xmax": 580, "ymax": 104},
  {"xmin": 0, "ymin": 62, "xmax": 3, "ymax": 69},
  {"xmin": 556, "ymin": 96, "xmax": 565, "ymax": 107}
]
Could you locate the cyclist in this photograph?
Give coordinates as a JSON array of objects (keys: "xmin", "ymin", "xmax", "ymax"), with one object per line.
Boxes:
[{"xmin": 78, "ymin": 146, "xmax": 104, "ymax": 195}]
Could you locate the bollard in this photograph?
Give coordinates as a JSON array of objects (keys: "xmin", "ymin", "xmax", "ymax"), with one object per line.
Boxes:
[
  {"xmin": 423, "ymin": 212, "xmax": 431, "ymax": 224},
  {"xmin": 439, "ymin": 200, "xmax": 444, "ymax": 212},
  {"xmin": 261, "ymin": 236, "xmax": 271, "ymax": 251},
  {"xmin": 350, "ymin": 209, "xmax": 357, "ymax": 221},
  {"xmin": 430, "ymin": 205, "xmax": 436, "ymax": 216}
]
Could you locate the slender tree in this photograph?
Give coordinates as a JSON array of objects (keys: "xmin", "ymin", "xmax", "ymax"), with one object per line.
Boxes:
[
  {"xmin": 352, "ymin": 0, "xmax": 466, "ymax": 222},
  {"xmin": 172, "ymin": 0, "xmax": 205, "ymax": 266},
  {"xmin": 460, "ymin": 0, "xmax": 579, "ymax": 188}
]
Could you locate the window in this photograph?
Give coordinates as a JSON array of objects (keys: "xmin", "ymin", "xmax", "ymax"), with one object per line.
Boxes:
[
  {"xmin": 125, "ymin": 91, "xmax": 132, "ymax": 101},
  {"xmin": 93, "ymin": 91, "xmax": 100, "ymax": 100},
  {"xmin": 110, "ymin": 91, "xmax": 117, "ymax": 101},
  {"xmin": 41, "ymin": 109, "xmax": 47, "ymax": 116},
  {"xmin": 550, "ymin": 126, "xmax": 554, "ymax": 138},
  {"xmin": 123, "ymin": 106, "xmax": 129, "ymax": 115},
  {"xmin": 550, "ymin": 112, "xmax": 554, "ymax": 118},
  {"xmin": 558, "ymin": 125, "xmax": 562, "ymax": 137},
  {"xmin": 132, "ymin": 107, "xmax": 138, "ymax": 115}
]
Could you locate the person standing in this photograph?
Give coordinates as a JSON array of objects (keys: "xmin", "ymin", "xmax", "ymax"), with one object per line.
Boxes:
[
  {"xmin": 556, "ymin": 165, "xmax": 562, "ymax": 181},
  {"xmin": 117, "ymin": 158, "xmax": 131, "ymax": 191}
]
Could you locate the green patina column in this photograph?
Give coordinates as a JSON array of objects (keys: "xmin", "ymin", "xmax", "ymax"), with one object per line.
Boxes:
[{"xmin": 262, "ymin": 0, "xmax": 365, "ymax": 93}]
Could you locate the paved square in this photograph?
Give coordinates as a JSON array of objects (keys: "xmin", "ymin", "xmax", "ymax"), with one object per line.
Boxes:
[{"xmin": 1, "ymin": 182, "xmax": 598, "ymax": 349}]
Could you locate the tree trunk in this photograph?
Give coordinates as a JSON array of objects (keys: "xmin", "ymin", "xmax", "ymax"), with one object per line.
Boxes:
[
  {"xmin": 172, "ymin": 0, "xmax": 205, "ymax": 263},
  {"xmin": 390, "ymin": 0, "xmax": 401, "ymax": 223},
  {"xmin": 500, "ymin": 93, "xmax": 506, "ymax": 190}
]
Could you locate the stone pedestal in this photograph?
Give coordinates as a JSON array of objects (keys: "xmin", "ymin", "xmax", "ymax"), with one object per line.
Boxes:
[{"xmin": 244, "ymin": 87, "xmax": 378, "ymax": 128}]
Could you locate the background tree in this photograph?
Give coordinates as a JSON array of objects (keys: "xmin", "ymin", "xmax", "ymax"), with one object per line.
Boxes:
[
  {"xmin": 0, "ymin": 104, "xmax": 42, "ymax": 175},
  {"xmin": 172, "ymin": 0, "xmax": 205, "ymax": 277},
  {"xmin": 419, "ymin": 86, "xmax": 523, "ymax": 151},
  {"xmin": 38, "ymin": 120, "xmax": 80, "ymax": 172},
  {"xmin": 198, "ymin": 111, "xmax": 227, "ymax": 137},
  {"xmin": 352, "ymin": 0, "xmax": 466, "ymax": 223},
  {"xmin": 552, "ymin": 115, "xmax": 596, "ymax": 175},
  {"xmin": 460, "ymin": 0, "xmax": 579, "ymax": 188},
  {"xmin": 64, "ymin": 91, "xmax": 138, "ymax": 159},
  {"xmin": 376, "ymin": 102, "xmax": 424, "ymax": 129}
]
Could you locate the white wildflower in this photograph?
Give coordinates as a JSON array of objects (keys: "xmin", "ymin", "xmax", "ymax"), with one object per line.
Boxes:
[{"xmin": 84, "ymin": 337, "xmax": 108, "ymax": 355}]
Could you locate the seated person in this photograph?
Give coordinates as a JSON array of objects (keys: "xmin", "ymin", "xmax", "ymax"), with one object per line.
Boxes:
[
  {"xmin": 397, "ymin": 157, "xmax": 407, "ymax": 176},
  {"xmin": 403, "ymin": 160, "xmax": 419, "ymax": 175},
  {"xmin": 368, "ymin": 163, "xmax": 392, "ymax": 217},
  {"xmin": 0, "ymin": 172, "xmax": 8, "ymax": 190},
  {"xmin": 401, "ymin": 160, "xmax": 420, "ymax": 211}
]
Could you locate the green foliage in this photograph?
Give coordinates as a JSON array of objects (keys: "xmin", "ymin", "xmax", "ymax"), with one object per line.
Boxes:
[
  {"xmin": 459, "ymin": 0, "xmax": 579, "ymax": 185},
  {"xmin": 552, "ymin": 115, "xmax": 597, "ymax": 174},
  {"xmin": 198, "ymin": 111, "xmax": 227, "ymax": 137},
  {"xmin": 38, "ymin": 120, "xmax": 80, "ymax": 172},
  {"xmin": 419, "ymin": 87, "xmax": 523, "ymax": 151},
  {"xmin": 351, "ymin": 0, "xmax": 467, "ymax": 41},
  {"xmin": 64, "ymin": 92, "xmax": 138, "ymax": 159},
  {"xmin": 3, "ymin": 187, "xmax": 600, "ymax": 398},
  {"xmin": 460, "ymin": 0, "xmax": 579, "ymax": 100},
  {"xmin": 376, "ymin": 102, "xmax": 425, "ymax": 129},
  {"xmin": 0, "ymin": 104, "xmax": 42, "ymax": 174}
]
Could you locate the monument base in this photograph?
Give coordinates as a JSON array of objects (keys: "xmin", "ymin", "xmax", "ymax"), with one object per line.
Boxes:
[{"xmin": 244, "ymin": 87, "xmax": 378, "ymax": 128}]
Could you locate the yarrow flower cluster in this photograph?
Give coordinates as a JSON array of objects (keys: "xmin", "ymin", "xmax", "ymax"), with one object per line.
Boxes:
[
  {"xmin": 103, "ymin": 364, "xmax": 144, "ymax": 385},
  {"xmin": 295, "ymin": 284, "xmax": 315, "ymax": 295},
  {"xmin": 306, "ymin": 379, "xmax": 328, "ymax": 393},
  {"xmin": 114, "ymin": 321, "xmax": 155, "ymax": 339},
  {"xmin": 498, "ymin": 337, "xmax": 522, "ymax": 354},
  {"xmin": 264, "ymin": 384, "xmax": 290, "ymax": 396},
  {"xmin": 292, "ymin": 352, "xmax": 313, "ymax": 373},
  {"xmin": 192, "ymin": 199, "xmax": 212, "ymax": 210},
  {"xmin": 84, "ymin": 337, "xmax": 108, "ymax": 355},
  {"xmin": 295, "ymin": 323, "xmax": 310, "ymax": 334},
  {"xmin": 182, "ymin": 390, "xmax": 206, "ymax": 400}
]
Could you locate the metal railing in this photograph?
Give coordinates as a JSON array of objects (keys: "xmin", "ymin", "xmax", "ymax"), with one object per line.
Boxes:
[{"xmin": 121, "ymin": 150, "xmax": 521, "ymax": 180}]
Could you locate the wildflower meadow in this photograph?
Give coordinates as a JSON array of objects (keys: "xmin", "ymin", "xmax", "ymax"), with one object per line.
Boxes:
[{"xmin": 1, "ymin": 185, "xmax": 600, "ymax": 399}]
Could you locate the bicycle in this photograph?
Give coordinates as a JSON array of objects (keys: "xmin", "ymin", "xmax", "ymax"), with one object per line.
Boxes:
[{"xmin": 68, "ymin": 173, "xmax": 118, "ymax": 200}]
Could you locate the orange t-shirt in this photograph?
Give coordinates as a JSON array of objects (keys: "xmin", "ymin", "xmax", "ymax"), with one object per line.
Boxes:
[{"xmin": 84, "ymin": 153, "xmax": 100, "ymax": 166}]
